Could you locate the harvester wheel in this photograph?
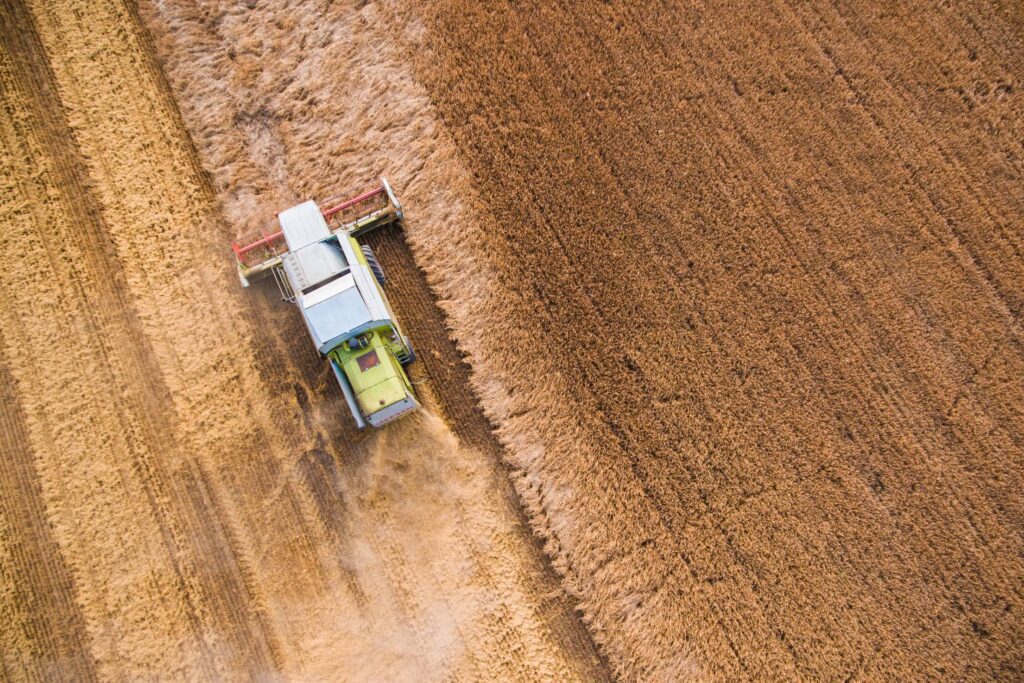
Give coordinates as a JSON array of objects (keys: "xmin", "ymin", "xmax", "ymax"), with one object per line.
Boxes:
[{"xmin": 361, "ymin": 244, "xmax": 387, "ymax": 287}]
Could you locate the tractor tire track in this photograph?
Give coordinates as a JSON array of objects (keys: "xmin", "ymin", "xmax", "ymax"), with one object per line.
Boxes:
[{"xmin": 0, "ymin": 326, "xmax": 96, "ymax": 682}]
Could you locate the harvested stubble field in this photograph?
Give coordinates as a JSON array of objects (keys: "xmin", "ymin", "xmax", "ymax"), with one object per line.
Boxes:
[{"xmin": 2, "ymin": 0, "xmax": 1023, "ymax": 681}]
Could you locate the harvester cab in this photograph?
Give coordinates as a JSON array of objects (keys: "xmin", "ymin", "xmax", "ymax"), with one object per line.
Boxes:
[{"xmin": 232, "ymin": 178, "xmax": 418, "ymax": 429}]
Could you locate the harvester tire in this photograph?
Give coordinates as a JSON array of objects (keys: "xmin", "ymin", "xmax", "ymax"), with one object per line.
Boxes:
[{"xmin": 361, "ymin": 244, "xmax": 387, "ymax": 287}]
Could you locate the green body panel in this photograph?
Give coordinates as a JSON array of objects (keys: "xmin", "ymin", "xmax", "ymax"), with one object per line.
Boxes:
[
  {"xmin": 348, "ymin": 235, "xmax": 367, "ymax": 265},
  {"xmin": 327, "ymin": 325, "xmax": 413, "ymax": 415}
]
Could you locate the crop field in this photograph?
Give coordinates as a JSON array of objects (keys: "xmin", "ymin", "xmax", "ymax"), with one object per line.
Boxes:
[{"xmin": 2, "ymin": 0, "xmax": 1023, "ymax": 680}]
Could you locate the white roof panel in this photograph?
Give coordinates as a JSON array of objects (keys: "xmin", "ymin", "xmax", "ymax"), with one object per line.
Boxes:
[
  {"xmin": 302, "ymin": 272, "xmax": 355, "ymax": 308},
  {"xmin": 300, "ymin": 276, "xmax": 373, "ymax": 351},
  {"xmin": 282, "ymin": 240, "xmax": 348, "ymax": 292},
  {"xmin": 279, "ymin": 200, "xmax": 330, "ymax": 251}
]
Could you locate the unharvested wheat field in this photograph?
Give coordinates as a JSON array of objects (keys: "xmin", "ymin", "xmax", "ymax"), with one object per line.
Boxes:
[
  {"xmin": 398, "ymin": 1, "xmax": 1024, "ymax": 679},
  {"xmin": 3, "ymin": 0, "xmax": 1023, "ymax": 680}
]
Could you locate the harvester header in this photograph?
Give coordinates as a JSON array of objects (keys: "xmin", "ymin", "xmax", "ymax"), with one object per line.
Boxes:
[
  {"xmin": 232, "ymin": 177, "xmax": 402, "ymax": 288},
  {"xmin": 232, "ymin": 177, "xmax": 417, "ymax": 429}
]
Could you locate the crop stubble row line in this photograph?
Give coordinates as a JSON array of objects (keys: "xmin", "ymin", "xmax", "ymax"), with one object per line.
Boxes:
[{"xmin": 32, "ymin": 0, "xmax": 314, "ymax": 673}]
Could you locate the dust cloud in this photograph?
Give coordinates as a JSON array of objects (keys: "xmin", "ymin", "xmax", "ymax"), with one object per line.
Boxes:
[{"xmin": 269, "ymin": 414, "xmax": 473, "ymax": 682}]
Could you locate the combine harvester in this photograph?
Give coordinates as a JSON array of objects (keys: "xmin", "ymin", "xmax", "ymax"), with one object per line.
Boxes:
[{"xmin": 232, "ymin": 178, "xmax": 418, "ymax": 429}]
